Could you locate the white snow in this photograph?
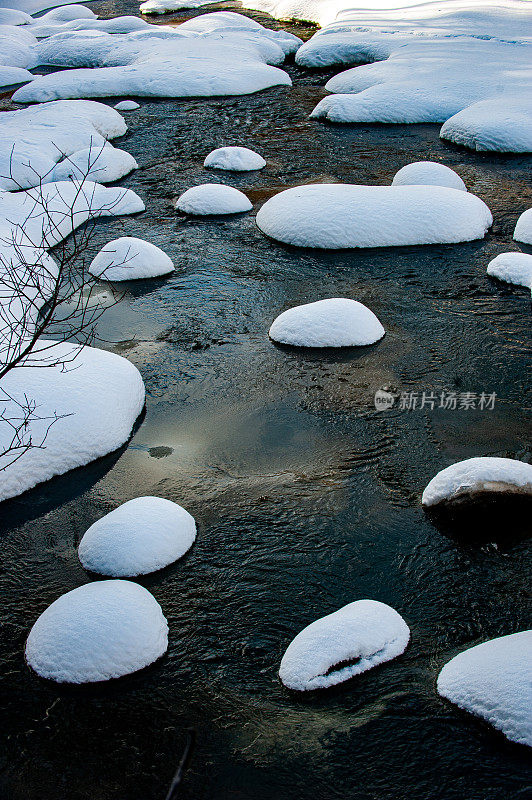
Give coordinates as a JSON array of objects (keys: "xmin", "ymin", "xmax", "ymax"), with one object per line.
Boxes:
[
  {"xmin": 176, "ymin": 183, "xmax": 252, "ymax": 215},
  {"xmin": 78, "ymin": 496, "xmax": 196, "ymax": 576},
  {"xmin": 269, "ymin": 298, "xmax": 385, "ymax": 347},
  {"xmin": 437, "ymin": 631, "xmax": 532, "ymax": 747},
  {"xmin": 114, "ymin": 100, "xmax": 140, "ymax": 111},
  {"xmin": 514, "ymin": 209, "xmax": 532, "ymax": 245},
  {"xmin": 25, "ymin": 579, "xmax": 168, "ymax": 683},
  {"xmin": 204, "ymin": 146, "xmax": 266, "ymax": 172},
  {"xmin": 140, "ymin": 0, "xmax": 213, "ymax": 14},
  {"xmin": 0, "ymin": 0, "xmax": 92, "ymax": 14},
  {"xmin": 487, "ymin": 252, "xmax": 532, "ymax": 291},
  {"xmin": 392, "ymin": 161, "xmax": 466, "ymax": 192},
  {"xmin": 46, "ymin": 144, "xmax": 138, "ymax": 184},
  {"xmin": 279, "ymin": 599, "xmax": 410, "ymax": 691},
  {"xmin": 89, "ymin": 237, "xmax": 174, "ymax": 281},
  {"xmin": 0, "ymin": 100, "xmax": 128, "ymax": 191},
  {"xmin": 0, "ymin": 8, "xmax": 32, "ymax": 26},
  {"xmin": 0, "ymin": 341, "xmax": 145, "ymax": 501},
  {"xmin": 440, "ymin": 95, "xmax": 532, "ymax": 153},
  {"xmin": 422, "ymin": 457, "xmax": 532, "ymax": 507},
  {"xmin": 256, "ymin": 184, "xmax": 492, "ymax": 249}
]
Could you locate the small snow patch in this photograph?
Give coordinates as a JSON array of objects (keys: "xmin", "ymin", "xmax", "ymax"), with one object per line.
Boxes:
[
  {"xmin": 90, "ymin": 237, "xmax": 174, "ymax": 281},
  {"xmin": 114, "ymin": 100, "xmax": 140, "ymax": 111},
  {"xmin": 514, "ymin": 209, "xmax": 532, "ymax": 245},
  {"xmin": 487, "ymin": 252, "xmax": 532, "ymax": 291},
  {"xmin": 176, "ymin": 183, "xmax": 252, "ymax": 215},
  {"xmin": 269, "ymin": 298, "xmax": 385, "ymax": 347},
  {"xmin": 204, "ymin": 146, "xmax": 266, "ymax": 172},
  {"xmin": 392, "ymin": 161, "xmax": 466, "ymax": 192}
]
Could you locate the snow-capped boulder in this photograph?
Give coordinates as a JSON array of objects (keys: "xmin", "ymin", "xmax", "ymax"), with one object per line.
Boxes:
[
  {"xmin": 46, "ymin": 145, "xmax": 138, "ymax": 184},
  {"xmin": 204, "ymin": 146, "xmax": 266, "ymax": 172},
  {"xmin": 487, "ymin": 252, "xmax": 532, "ymax": 291},
  {"xmin": 279, "ymin": 600, "xmax": 410, "ymax": 691},
  {"xmin": 0, "ymin": 341, "xmax": 145, "ymax": 501},
  {"xmin": 440, "ymin": 94, "xmax": 532, "ymax": 153},
  {"xmin": 256, "ymin": 184, "xmax": 492, "ymax": 249},
  {"xmin": 89, "ymin": 237, "xmax": 174, "ymax": 281},
  {"xmin": 78, "ymin": 496, "xmax": 196, "ymax": 576},
  {"xmin": 392, "ymin": 161, "xmax": 466, "ymax": 192},
  {"xmin": 422, "ymin": 457, "xmax": 532, "ymax": 507},
  {"xmin": 269, "ymin": 298, "xmax": 385, "ymax": 347},
  {"xmin": 514, "ymin": 209, "xmax": 532, "ymax": 245},
  {"xmin": 114, "ymin": 100, "xmax": 140, "ymax": 111},
  {"xmin": 176, "ymin": 183, "xmax": 252, "ymax": 215},
  {"xmin": 437, "ymin": 631, "xmax": 532, "ymax": 746},
  {"xmin": 26, "ymin": 580, "xmax": 168, "ymax": 683}
]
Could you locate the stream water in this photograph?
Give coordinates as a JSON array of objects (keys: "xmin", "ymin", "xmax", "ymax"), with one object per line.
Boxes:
[{"xmin": 0, "ymin": 4, "xmax": 530, "ymax": 799}]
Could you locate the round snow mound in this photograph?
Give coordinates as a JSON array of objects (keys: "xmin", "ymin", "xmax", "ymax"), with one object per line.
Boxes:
[
  {"xmin": 176, "ymin": 183, "xmax": 252, "ymax": 215},
  {"xmin": 114, "ymin": 100, "xmax": 140, "ymax": 111},
  {"xmin": 391, "ymin": 161, "xmax": 466, "ymax": 192},
  {"xmin": 48, "ymin": 145, "xmax": 138, "ymax": 184},
  {"xmin": 204, "ymin": 146, "xmax": 266, "ymax": 172},
  {"xmin": 437, "ymin": 631, "xmax": 532, "ymax": 746},
  {"xmin": 78, "ymin": 496, "xmax": 196, "ymax": 577},
  {"xmin": 279, "ymin": 599, "xmax": 410, "ymax": 691},
  {"xmin": 89, "ymin": 237, "xmax": 174, "ymax": 281},
  {"xmin": 514, "ymin": 208, "xmax": 532, "ymax": 245},
  {"xmin": 487, "ymin": 252, "xmax": 532, "ymax": 290},
  {"xmin": 256, "ymin": 184, "xmax": 491, "ymax": 249},
  {"xmin": 422, "ymin": 457, "xmax": 532, "ymax": 507},
  {"xmin": 26, "ymin": 580, "xmax": 168, "ymax": 683},
  {"xmin": 269, "ymin": 298, "xmax": 385, "ymax": 347}
]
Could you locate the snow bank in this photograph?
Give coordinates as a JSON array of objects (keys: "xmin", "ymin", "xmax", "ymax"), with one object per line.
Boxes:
[
  {"xmin": 89, "ymin": 237, "xmax": 174, "ymax": 281},
  {"xmin": 114, "ymin": 100, "xmax": 140, "ymax": 111},
  {"xmin": 440, "ymin": 94, "xmax": 532, "ymax": 153},
  {"xmin": 26, "ymin": 580, "xmax": 168, "ymax": 683},
  {"xmin": 514, "ymin": 209, "xmax": 532, "ymax": 245},
  {"xmin": 78, "ymin": 496, "xmax": 196, "ymax": 576},
  {"xmin": 11, "ymin": 12, "xmax": 297, "ymax": 103},
  {"xmin": 0, "ymin": 0, "xmax": 92, "ymax": 14},
  {"xmin": 256, "ymin": 184, "xmax": 492, "ymax": 249},
  {"xmin": 437, "ymin": 631, "xmax": 532, "ymax": 746},
  {"xmin": 392, "ymin": 161, "xmax": 466, "ymax": 192},
  {"xmin": 269, "ymin": 298, "xmax": 385, "ymax": 347},
  {"xmin": 204, "ymin": 146, "xmax": 266, "ymax": 172},
  {"xmin": 176, "ymin": 183, "xmax": 252, "ymax": 215},
  {"xmin": 0, "ymin": 341, "xmax": 145, "ymax": 501},
  {"xmin": 0, "ymin": 100, "xmax": 128, "ymax": 191},
  {"xmin": 279, "ymin": 599, "xmax": 410, "ymax": 691},
  {"xmin": 422, "ymin": 457, "xmax": 532, "ymax": 507},
  {"xmin": 487, "ymin": 252, "xmax": 532, "ymax": 291},
  {"xmin": 140, "ymin": 0, "xmax": 213, "ymax": 14},
  {"xmin": 46, "ymin": 144, "xmax": 138, "ymax": 184}
]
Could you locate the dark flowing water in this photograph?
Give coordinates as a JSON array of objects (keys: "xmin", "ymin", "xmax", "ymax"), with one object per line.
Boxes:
[{"xmin": 0, "ymin": 4, "xmax": 531, "ymax": 799}]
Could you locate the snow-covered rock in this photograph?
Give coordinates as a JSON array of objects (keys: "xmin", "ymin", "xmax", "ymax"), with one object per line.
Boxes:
[
  {"xmin": 487, "ymin": 252, "xmax": 532, "ymax": 291},
  {"xmin": 279, "ymin": 600, "xmax": 410, "ymax": 691},
  {"xmin": 392, "ymin": 161, "xmax": 466, "ymax": 192},
  {"xmin": 204, "ymin": 146, "xmax": 266, "ymax": 172},
  {"xmin": 0, "ymin": 100, "xmax": 128, "ymax": 191},
  {"xmin": 140, "ymin": 0, "xmax": 213, "ymax": 14},
  {"xmin": 0, "ymin": 0, "xmax": 92, "ymax": 14},
  {"xmin": 440, "ymin": 94, "xmax": 532, "ymax": 153},
  {"xmin": 256, "ymin": 184, "xmax": 492, "ymax": 249},
  {"xmin": 0, "ymin": 8, "xmax": 32, "ymax": 26},
  {"xmin": 176, "ymin": 183, "xmax": 252, "ymax": 215},
  {"xmin": 89, "ymin": 237, "xmax": 174, "ymax": 281},
  {"xmin": 269, "ymin": 298, "xmax": 385, "ymax": 347},
  {"xmin": 78, "ymin": 496, "xmax": 196, "ymax": 576},
  {"xmin": 514, "ymin": 209, "xmax": 532, "ymax": 245},
  {"xmin": 114, "ymin": 100, "xmax": 140, "ymax": 111},
  {"xmin": 26, "ymin": 580, "xmax": 168, "ymax": 683},
  {"xmin": 437, "ymin": 631, "xmax": 532, "ymax": 746},
  {"xmin": 0, "ymin": 341, "xmax": 145, "ymax": 501},
  {"xmin": 46, "ymin": 144, "xmax": 138, "ymax": 184},
  {"xmin": 422, "ymin": 457, "xmax": 532, "ymax": 507}
]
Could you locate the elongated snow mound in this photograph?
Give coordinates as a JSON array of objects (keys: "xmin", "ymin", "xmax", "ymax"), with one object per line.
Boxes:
[
  {"xmin": 256, "ymin": 184, "xmax": 492, "ymax": 249},
  {"xmin": 0, "ymin": 342, "xmax": 145, "ymax": 501},
  {"xmin": 176, "ymin": 183, "xmax": 252, "ymax": 215},
  {"xmin": 514, "ymin": 209, "xmax": 532, "ymax": 245},
  {"xmin": 26, "ymin": 580, "xmax": 168, "ymax": 683},
  {"xmin": 487, "ymin": 252, "xmax": 532, "ymax": 291},
  {"xmin": 78, "ymin": 496, "xmax": 196, "ymax": 576},
  {"xmin": 422, "ymin": 457, "xmax": 532, "ymax": 507},
  {"xmin": 437, "ymin": 631, "xmax": 532, "ymax": 746},
  {"xmin": 440, "ymin": 95, "xmax": 532, "ymax": 153},
  {"xmin": 269, "ymin": 298, "xmax": 385, "ymax": 347},
  {"xmin": 392, "ymin": 161, "xmax": 466, "ymax": 192},
  {"xmin": 90, "ymin": 237, "xmax": 174, "ymax": 281},
  {"xmin": 46, "ymin": 145, "xmax": 138, "ymax": 184},
  {"xmin": 279, "ymin": 599, "xmax": 410, "ymax": 691},
  {"xmin": 204, "ymin": 146, "xmax": 266, "ymax": 172}
]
